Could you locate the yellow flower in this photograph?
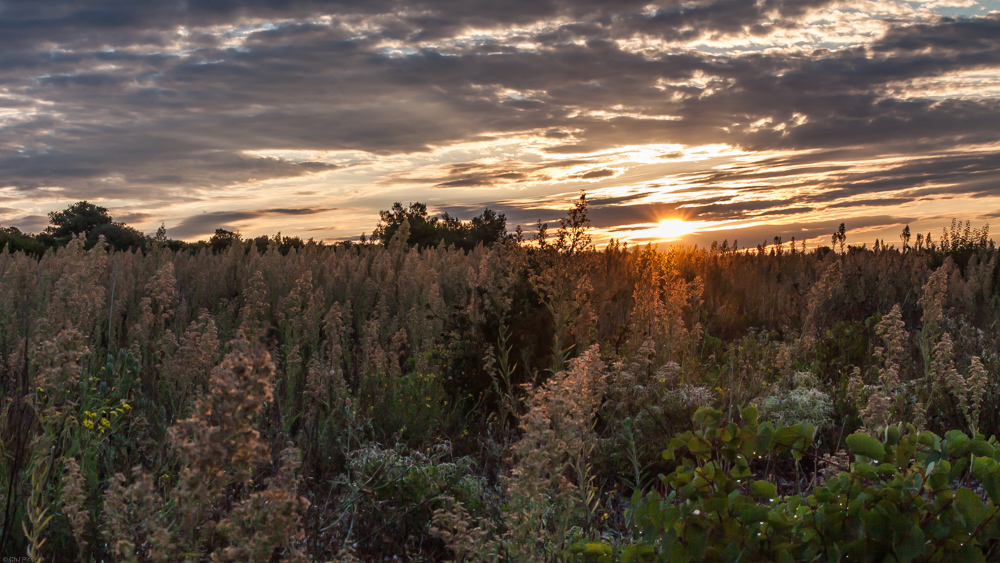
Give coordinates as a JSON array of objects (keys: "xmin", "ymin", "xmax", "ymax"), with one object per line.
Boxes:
[
  {"xmin": 101, "ymin": 418, "xmax": 111, "ymax": 427},
  {"xmin": 83, "ymin": 420, "xmax": 94, "ymax": 429}
]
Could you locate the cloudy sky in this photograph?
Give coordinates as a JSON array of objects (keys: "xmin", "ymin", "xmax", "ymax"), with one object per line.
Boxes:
[{"xmin": 2, "ymin": 0, "xmax": 999, "ymax": 247}]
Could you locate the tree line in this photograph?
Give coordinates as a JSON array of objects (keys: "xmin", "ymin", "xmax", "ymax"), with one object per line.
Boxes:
[
  {"xmin": 0, "ymin": 200, "xmax": 514, "ymax": 256},
  {"xmin": 1, "ymin": 198, "xmax": 995, "ymax": 262}
]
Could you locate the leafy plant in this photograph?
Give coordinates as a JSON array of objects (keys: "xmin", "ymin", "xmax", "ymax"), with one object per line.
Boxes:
[{"xmin": 619, "ymin": 407, "xmax": 1000, "ymax": 562}]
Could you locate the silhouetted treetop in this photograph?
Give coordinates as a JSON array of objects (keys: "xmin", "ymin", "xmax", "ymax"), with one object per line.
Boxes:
[
  {"xmin": 372, "ymin": 202, "xmax": 511, "ymax": 250},
  {"xmin": 45, "ymin": 200, "xmax": 113, "ymax": 238}
]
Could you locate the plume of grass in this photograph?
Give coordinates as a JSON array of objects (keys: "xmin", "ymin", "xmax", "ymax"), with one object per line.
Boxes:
[{"xmin": 503, "ymin": 344, "xmax": 606, "ymax": 560}]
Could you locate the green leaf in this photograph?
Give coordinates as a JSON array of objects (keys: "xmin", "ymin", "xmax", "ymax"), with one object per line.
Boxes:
[
  {"xmin": 894, "ymin": 524, "xmax": 925, "ymax": 563},
  {"xmin": 958, "ymin": 544, "xmax": 987, "ymax": 563},
  {"xmin": 969, "ymin": 438, "xmax": 996, "ymax": 458},
  {"xmin": 917, "ymin": 430, "xmax": 939, "ymax": 449},
  {"xmin": 739, "ymin": 504, "xmax": 770, "ymax": 524},
  {"xmin": 956, "ymin": 487, "xmax": 987, "ymax": 529},
  {"xmin": 885, "ymin": 425, "xmax": 900, "ymax": 446},
  {"xmin": 853, "ymin": 462, "xmax": 877, "ymax": 480},
  {"xmin": 846, "ymin": 432, "xmax": 885, "ymax": 460},
  {"xmin": 742, "ymin": 405, "xmax": 759, "ymax": 427},
  {"xmin": 581, "ymin": 543, "xmax": 613, "ymax": 557},
  {"xmin": 750, "ymin": 480, "xmax": 777, "ymax": 501},
  {"xmin": 693, "ymin": 407, "xmax": 722, "ymax": 428},
  {"xmin": 774, "ymin": 425, "xmax": 803, "ymax": 448},
  {"xmin": 757, "ymin": 423, "xmax": 774, "ymax": 453},
  {"xmin": 946, "ymin": 430, "xmax": 971, "ymax": 457}
]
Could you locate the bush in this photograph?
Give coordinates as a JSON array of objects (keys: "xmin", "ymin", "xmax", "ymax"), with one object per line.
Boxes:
[{"xmin": 617, "ymin": 407, "xmax": 1000, "ymax": 562}]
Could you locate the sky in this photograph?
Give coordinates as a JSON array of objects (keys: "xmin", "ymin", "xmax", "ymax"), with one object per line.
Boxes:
[{"xmin": 1, "ymin": 0, "xmax": 999, "ymax": 248}]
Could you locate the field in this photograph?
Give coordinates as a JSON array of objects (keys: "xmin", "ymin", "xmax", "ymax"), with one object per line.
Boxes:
[{"xmin": 1, "ymin": 211, "xmax": 999, "ymax": 561}]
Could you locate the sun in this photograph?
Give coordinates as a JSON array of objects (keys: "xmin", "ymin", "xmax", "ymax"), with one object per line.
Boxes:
[{"xmin": 653, "ymin": 218, "xmax": 698, "ymax": 240}]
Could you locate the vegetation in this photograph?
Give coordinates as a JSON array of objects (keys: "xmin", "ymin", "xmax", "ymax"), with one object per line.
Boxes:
[{"xmin": 1, "ymin": 196, "xmax": 999, "ymax": 561}]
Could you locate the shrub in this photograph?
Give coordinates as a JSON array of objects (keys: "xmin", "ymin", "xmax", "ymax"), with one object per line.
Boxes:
[
  {"xmin": 757, "ymin": 371, "xmax": 834, "ymax": 430},
  {"xmin": 617, "ymin": 407, "xmax": 1000, "ymax": 562}
]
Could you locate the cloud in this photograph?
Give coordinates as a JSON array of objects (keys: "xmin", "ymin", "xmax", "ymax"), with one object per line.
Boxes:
[
  {"xmin": 168, "ymin": 207, "xmax": 333, "ymax": 239},
  {"xmin": 170, "ymin": 211, "xmax": 263, "ymax": 239},
  {"xmin": 0, "ymin": 1, "xmax": 996, "ymax": 241},
  {"xmin": 5, "ymin": 215, "xmax": 50, "ymax": 234}
]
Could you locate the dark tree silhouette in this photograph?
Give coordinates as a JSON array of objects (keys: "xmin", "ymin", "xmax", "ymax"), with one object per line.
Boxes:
[
  {"xmin": 372, "ymin": 202, "xmax": 511, "ymax": 250},
  {"xmin": 45, "ymin": 201, "xmax": 113, "ymax": 238}
]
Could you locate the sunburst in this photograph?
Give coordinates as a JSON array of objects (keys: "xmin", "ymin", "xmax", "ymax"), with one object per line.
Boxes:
[{"xmin": 653, "ymin": 219, "xmax": 698, "ymax": 240}]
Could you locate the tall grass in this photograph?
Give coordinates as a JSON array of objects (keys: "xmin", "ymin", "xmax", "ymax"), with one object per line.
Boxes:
[{"xmin": 0, "ymin": 220, "xmax": 997, "ymax": 560}]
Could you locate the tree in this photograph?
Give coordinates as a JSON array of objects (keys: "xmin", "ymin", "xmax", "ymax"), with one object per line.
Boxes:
[
  {"xmin": 209, "ymin": 228, "xmax": 242, "ymax": 253},
  {"xmin": 372, "ymin": 202, "xmax": 511, "ymax": 250},
  {"xmin": 468, "ymin": 208, "xmax": 510, "ymax": 248},
  {"xmin": 45, "ymin": 201, "xmax": 114, "ymax": 239},
  {"xmin": 554, "ymin": 192, "xmax": 592, "ymax": 255},
  {"xmin": 89, "ymin": 222, "xmax": 148, "ymax": 252},
  {"xmin": 0, "ymin": 226, "xmax": 46, "ymax": 256},
  {"xmin": 372, "ymin": 202, "xmax": 441, "ymax": 248},
  {"xmin": 900, "ymin": 224, "xmax": 911, "ymax": 252},
  {"xmin": 832, "ymin": 223, "xmax": 846, "ymax": 254}
]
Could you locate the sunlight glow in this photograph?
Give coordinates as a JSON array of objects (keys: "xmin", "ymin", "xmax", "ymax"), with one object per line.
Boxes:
[{"xmin": 653, "ymin": 219, "xmax": 699, "ymax": 240}]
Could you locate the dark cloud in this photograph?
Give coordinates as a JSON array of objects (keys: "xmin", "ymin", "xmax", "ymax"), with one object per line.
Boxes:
[
  {"xmin": 167, "ymin": 207, "xmax": 332, "ymax": 238},
  {"xmin": 573, "ymin": 169, "xmax": 618, "ymax": 180},
  {"xmin": 265, "ymin": 207, "xmax": 335, "ymax": 215},
  {"xmin": 6, "ymin": 215, "xmax": 50, "ymax": 234},
  {"xmin": 115, "ymin": 211, "xmax": 155, "ymax": 224},
  {"xmin": 170, "ymin": 211, "xmax": 263, "ymax": 239}
]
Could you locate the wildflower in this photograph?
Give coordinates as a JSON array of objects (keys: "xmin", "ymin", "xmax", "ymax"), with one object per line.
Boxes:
[
  {"xmin": 83, "ymin": 420, "xmax": 94, "ymax": 429},
  {"xmin": 101, "ymin": 418, "xmax": 111, "ymax": 427}
]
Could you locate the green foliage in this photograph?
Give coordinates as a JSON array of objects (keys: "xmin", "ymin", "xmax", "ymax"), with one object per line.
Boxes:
[
  {"xmin": 338, "ymin": 443, "xmax": 490, "ymax": 560},
  {"xmin": 0, "ymin": 226, "xmax": 47, "ymax": 256},
  {"xmin": 361, "ymin": 371, "xmax": 454, "ymax": 447},
  {"xmin": 619, "ymin": 408, "xmax": 1000, "ymax": 562}
]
